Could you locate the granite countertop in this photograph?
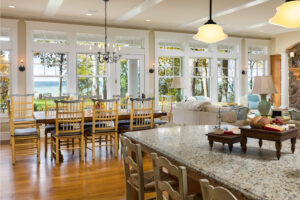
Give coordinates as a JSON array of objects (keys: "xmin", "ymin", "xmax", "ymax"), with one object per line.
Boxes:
[{"xmin": 124, "ymin": 125, "xmax": 300, "ymax": 200}]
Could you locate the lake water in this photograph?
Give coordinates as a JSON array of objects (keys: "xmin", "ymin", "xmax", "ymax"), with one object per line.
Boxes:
[{"xmin": 34, "ymin": 81, "xmax": 67, "ymax": 98}]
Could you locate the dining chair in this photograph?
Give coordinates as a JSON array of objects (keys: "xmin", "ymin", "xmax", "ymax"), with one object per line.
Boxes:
[
  {"xmin": 84, "ymin": 98, "xmax": 119, "ymax": 159},
  {"xmin": 50, "ymin": 100, "xmax": 84, "ymax": 164},
  {"xmin": 120, "ymin": 136, "xmax": 176, "ymax": 200},
  {"xmin": 120, "ymin": 98, "xmax": 154, "ymax": 133},
  {"xmin": 7, "ymin": 95, "xmax": 40, "ymax": 165},
  {"xmin": 154, "ymin": 95, "xmax": 173, "ymax": 126},
  {"xmin": 151, "ymin": 153, "xmax": 201, "ymax": 200},
  {"xmin": 200, "ymin": 179, "xmax": 237, "ymax": 200},
  {"xmin": 44, "ymin": 95, "xmax": 69, "ymax": 157}
]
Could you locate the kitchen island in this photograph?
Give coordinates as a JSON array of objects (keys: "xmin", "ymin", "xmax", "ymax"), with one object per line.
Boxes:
[{"xmin": 124, "ymin": 125, "xmax": 300, "ymax": 200}]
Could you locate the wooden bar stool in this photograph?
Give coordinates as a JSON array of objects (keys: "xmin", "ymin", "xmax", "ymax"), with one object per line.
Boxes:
[
  {"xmin": 200, "ymin": 179, "xmax": 237, "ymax": 200},
  {"xmin": 151, "ymin": 153, "xmax": 201, "ymax": 200}
]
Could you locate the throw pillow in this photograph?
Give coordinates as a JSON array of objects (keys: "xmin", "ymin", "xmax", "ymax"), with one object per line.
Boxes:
[
  {"xmin": 232, "ymin": 106, "xmax": 250, "ymax": 120},
  {"xmin": 194, "ymin": 96, "xmax": 207, "ymax": 101},
  {"xmin": 221, "ymin": 111, "xmax": 237, "ymax": 123},
  {"xmin": 187, "ymin": 96, "xmax": 197, "ymax": 101},
  {"xmin": 249, "ymin": 101, "xmax": 259, "ymax": 110},
  {"xmin": 289, "ymin": 110, "xmax": 300, "ymax": 120}
]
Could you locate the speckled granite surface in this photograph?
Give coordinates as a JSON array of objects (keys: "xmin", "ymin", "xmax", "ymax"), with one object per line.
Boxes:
[{"xmin": 124, "ymin": 125, "xmax": 300, "ymax": 200}]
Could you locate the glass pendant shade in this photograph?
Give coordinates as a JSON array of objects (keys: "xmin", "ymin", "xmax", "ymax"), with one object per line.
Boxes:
[
  {"xmin": 269, "ymin": 0, "xmax": 300, "ymax": 28},
  {"xmin": 193, "ymin": 23, "xmax": 228, "ymax": 44}
]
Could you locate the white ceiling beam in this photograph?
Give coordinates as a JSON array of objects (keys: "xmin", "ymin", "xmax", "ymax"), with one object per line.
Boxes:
[
  {"xmin": 44, "ymin": 0, "xmax": 64, "ymax": 16},
  {"xmin": 116, "ymin": 0, "xmax": 164, "ymax": 22},
  {"xmin": 179, "ymin": 0, "xmax": 271, "ymax": 28},
  {"xmin": 227, "ymin": 21, "xmax": 269, "ymax": 33}
]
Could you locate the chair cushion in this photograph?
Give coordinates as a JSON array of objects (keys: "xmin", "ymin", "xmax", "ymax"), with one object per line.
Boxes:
[
  {"xmin": 85, "ymin": 126, "xmax": 116, "ymax": 135},
  {"xmin": 45, "ymin": 124, "xmax": 55, "ymax": 132},
  {"xmin": 13, "ymin": 118, "xmax": 35, "ymax": 123},
  {"xmin": 84, "ymin": 121, "xmax": 104, "ymax": 128},
  {"xmin": 51, "ymin": 130, "xmax": 81, "ymax": 137},
  {"xmin": 154, "ymin": 119, "xmax": 168, "ymax": 125},
  {"xmin": 14, "ymin": 128, "xmax": 38, "ymax": 136}
]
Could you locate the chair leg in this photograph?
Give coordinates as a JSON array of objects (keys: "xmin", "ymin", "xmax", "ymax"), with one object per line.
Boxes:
[
  {"xmin": 80, "ymin": 135, "xmax": 84, "ymax": 162},
  {"xmin": 72, "ymin": 138, "xmax": 75, "ymax": 155},
  {"xmin": 114, "ymin": 132, "xmax": 118, "ymax": 158},
  {"xmin": 92, "ymin": 134, "xmax": 95, "ymax": 160},
  {"xmin": 125, "ymin": 182, "xmax": 131, "ymax": 200},
  {"xmin": 50, "ymin": 136, "xmax": 53, "ymax": 160},
  {"xmin": 11, "ymin": 137, "xmax": 15, "ymax": 165},
  {"xmin": 37, "ymin": 137, "xmax": 40, "ymax": 163},
  {"xmin": 44, "ymin": 132, "xmax": 48, "ymax": 157},
  {"xmin": 85, "ymin": 135, "xmax": 87, "ymax": 157},
  {"xmin": 55, "ymin": 138, "xmax": 59, "ymax": 164}
]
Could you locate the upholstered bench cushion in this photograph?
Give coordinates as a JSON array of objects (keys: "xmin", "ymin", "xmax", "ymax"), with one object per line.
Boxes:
[{"xmin": 14, "ymin": 128, "xmax": 38, "ymax": 136}]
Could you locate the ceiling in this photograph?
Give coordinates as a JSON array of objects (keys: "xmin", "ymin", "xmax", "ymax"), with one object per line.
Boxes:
[{"xmin": 1, "ymin": 0, "xmax": 299, "ymax": 38}]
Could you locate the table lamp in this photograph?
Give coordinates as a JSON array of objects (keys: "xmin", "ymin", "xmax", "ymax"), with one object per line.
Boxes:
[
  {"xmin": 252, "ymin": 76, "xmax": 277, "ymax": 116},
  {"xmin": 170, "ymin": 77, "xmax": 185, "ymax": 102}
]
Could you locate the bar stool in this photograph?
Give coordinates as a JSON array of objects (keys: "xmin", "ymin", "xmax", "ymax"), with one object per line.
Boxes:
[{"xmin": 200, "ymin": 179, "xmax": 237, "ymax": 200}]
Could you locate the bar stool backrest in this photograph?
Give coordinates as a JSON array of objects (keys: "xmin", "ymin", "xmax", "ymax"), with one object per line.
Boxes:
[
  {"xmin": 200, "ymin": 179, "xmax": 237, "ymax": 200},
  {"xmin": 130, "ymin": 98, "xmax": 154, "ymax": 131},
  {"xmin": 151, "ymin": 153, "xmax": 187, "ymax": 200},
  {"xmin": 92, "ymin": 98, "xmax": 118, "ymax": 133},
  {"xmin": 54, "ymin": 100, "xmax": 84, "ymax": 136}
]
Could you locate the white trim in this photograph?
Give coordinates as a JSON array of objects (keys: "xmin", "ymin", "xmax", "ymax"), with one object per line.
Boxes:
[{"xmin": 0, "ymin": 18, "xmax": 18, "ymax": 94}]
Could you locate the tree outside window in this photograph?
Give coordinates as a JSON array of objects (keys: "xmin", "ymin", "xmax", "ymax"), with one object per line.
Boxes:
[
  {"xmin": 0, "ymin": 50, "xmax": 10, "ymax": 112},
  {"xmin": 247, "ymin": 60, "xmax": 265, "ymax": 93},
  {"xmin": 190, "ymin": 58, "xmax": 210, "ymax": 97}
]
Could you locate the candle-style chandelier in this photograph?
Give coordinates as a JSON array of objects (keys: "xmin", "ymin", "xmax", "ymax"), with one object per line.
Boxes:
[{"xmin": 98, "ymin": 0, "xmax": 121, "ymax": 63}]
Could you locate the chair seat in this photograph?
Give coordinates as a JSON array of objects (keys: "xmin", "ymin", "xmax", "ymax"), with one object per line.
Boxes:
[
  {"xmin": 118, "ymin": 120, "xmax": 135, "ymax": 126},
  {"xmin": 13, "ymin": 128, "xmax": 38, "ymax": 136},
  {"xmin": 13, "ymin": 118, "xmax": 35, "ymax": 123},
  {"xmin": 45, "ymin": 124, "xmax": 55, "ymax": 133},
  {"xmin": 84, "ymin": 121, "xmax": 104, "ymax": 128},
  {"xmin": 154, "ymin": 119, "xmax": 168, "ymax": 125},
  {"xmin": 128, "ymin": 170, "xmax": 177, "ymax": 193},
  {"xmin": 120, "ymin": 124, "xmax": 152, "ymax": 131},
  {"xmin": 85, "ymin": 126, "xmax": 116, "ymax": 135},
  {"xmin": 51, "ymin": 130, "xmax": 81, "ymax": 137}
]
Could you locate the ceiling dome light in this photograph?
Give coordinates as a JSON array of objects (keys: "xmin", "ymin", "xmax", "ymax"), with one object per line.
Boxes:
[
  {"xmin": 194, "ymin": 0, "xmax": 227, "ymax": 44},
  {"xmin": 269, "ymin": 0, "xmax": 300, "ymax": 28}
]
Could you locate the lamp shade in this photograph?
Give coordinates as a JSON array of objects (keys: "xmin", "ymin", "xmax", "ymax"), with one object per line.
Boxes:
[
  {"xmin": 170, "ymin": 77, "xmax": 185, "ymax": 89},
  {"xmin": 252, "ymin": 76, "xmax": 277, "ymax": 95},
  {"xmin": 269, "ymin": 0, "xmax": 300, "ymax": 28},
  {"xmin": 193, "ymin": 24, "xmax": 228, "ymax": 44}
]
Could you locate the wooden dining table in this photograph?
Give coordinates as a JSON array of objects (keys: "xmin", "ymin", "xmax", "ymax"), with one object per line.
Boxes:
[{"xmin": 34, "ymin": 110, "xmax": 167, "ymax": 124}]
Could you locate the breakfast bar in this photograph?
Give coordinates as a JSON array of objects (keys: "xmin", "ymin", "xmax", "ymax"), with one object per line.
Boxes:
[{"xmin": 124, "ymin": 125, "xmax": 300, "ymax": 200}]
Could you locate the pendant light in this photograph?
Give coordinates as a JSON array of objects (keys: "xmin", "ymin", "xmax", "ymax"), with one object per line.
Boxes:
[
  {"xmin": 193, "ymin": 0, "xmax": 228, "ymax": 44},
  {"xmin": 269, "ymin": 0, "xmax": 300, "ymax": 28}
]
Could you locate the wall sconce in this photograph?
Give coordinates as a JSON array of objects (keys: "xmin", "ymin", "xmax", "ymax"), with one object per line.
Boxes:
[
  {"xmin": 19, "ymin": 59, "xmax": 25, "ymax": 72},
  {"xmin": 242, "ymin": 70, "xmax": 247, "ymax": 75},
  {"xmin": 149, "ymin": 63, "xmax": 155, "ymax": 74},
  {"xmin": 290, "ymin": 51, "xmax": 295, "ymax": 58},
  {"xmin": 290, "ymin": 50, "xmax": 296, "ymax": 66}
]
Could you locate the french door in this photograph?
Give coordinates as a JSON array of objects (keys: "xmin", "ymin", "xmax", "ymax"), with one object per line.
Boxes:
[{"xmin": 109, "ymin": 55, "xmax": 145, "ymax": 98}]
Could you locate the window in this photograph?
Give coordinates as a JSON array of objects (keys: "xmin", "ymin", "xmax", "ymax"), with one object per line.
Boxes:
[
  {"xmin": 190, "ymin": 58, "xmax": 210, "ymax": 97},
  {"xmin": 218, "ymin": 45, "xmax": 234, "ymax": 53},
  {"xmin": 77, "ymin": 53, "xmax": 107, "ymax": 98},
  {"xmin": 76, "ymin": 33, "xmax": 104, "ymax": 47},
  {"xmin": 115, "ymin": 37, "xmax": 143, "ymax": 49},
  {"xmin": 0, "ymin": 50, "xmax": 10, "ymax": 111},
  {"xmin": 248, "ymin": 47, "xmax": 266, "ymax": 55},
  {"xmin": 158, "ymin": 42, "xmax": 182, "ymax": 50},
  {"xmin": 33, "ymin": 52, "xmax": 68, "ymax": 110},
  {"xmin": 33, "ymin": 30, "xmax": 68, "ymax": 44},
  {"xmin": 0, "ymin": 28, "xmax": 11, "ymax": 42},
  {"xmin": 247, "ymin": 60, "xmax": 265, "ymax": 93},
  {"xmin": 217, "ymin": 59, "xmax": 236, "ymax": 102},
  {"xmin": 189, "ymin": 43, "xmax": 208, "ymax": 52},
  {"xmin": 158, "ymin": 57, "xmax": 182, "ymax": 100}
]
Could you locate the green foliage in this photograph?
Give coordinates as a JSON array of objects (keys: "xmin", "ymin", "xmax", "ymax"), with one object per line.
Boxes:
[
  {"xmin": 120, "ymin": 60, "xmax": 128, "ymax": 97},
  {"xmin": 191, "ymin": 58, "xmax": 209, "ymax": 97},
  {"xmin": 0, "ymin": 50, "xmax": 10, "ymax": 109}
]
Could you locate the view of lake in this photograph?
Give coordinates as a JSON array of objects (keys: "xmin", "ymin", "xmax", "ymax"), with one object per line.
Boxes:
[{"xmin": 34, "ymin": 81, "xmax": 67, "ymax": 98}]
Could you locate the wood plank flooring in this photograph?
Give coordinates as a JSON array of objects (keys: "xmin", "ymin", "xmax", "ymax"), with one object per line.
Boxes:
[{"xmin": 0, "ymin": 140, "xmax": 154, "ymax": 200}]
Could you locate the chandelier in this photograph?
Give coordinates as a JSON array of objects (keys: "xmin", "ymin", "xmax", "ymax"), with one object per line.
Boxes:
[{"xmin": 98, "ymin": 0, "xmax": 121, "ymax": 63}]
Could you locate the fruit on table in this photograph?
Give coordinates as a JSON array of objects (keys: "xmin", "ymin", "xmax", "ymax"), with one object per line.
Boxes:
[
  {"xmin": 264, "ymin": 124, "xmax": 285, "ymax": 132},
  {"xmin": 272, "ymin": 117, "xmax": 286, "ymax": 125},
  {"xmin": 250, "ymin": 116, "xmax": 271, "ymax": 129}
]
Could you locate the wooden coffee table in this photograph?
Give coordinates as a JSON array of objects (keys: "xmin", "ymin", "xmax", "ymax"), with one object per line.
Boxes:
[
  {"xmin": 240, "ymin": 126, "xmax": 298, "ymax": 160},
  {"xmin": 206, "ymin": 133, "xmax": 242, "ymax": 153}
]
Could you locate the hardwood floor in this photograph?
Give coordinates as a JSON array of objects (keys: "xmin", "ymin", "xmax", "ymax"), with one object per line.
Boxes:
[{"xmin": 0, "ymin": 140, "xmax": 154, "ymax": 200}]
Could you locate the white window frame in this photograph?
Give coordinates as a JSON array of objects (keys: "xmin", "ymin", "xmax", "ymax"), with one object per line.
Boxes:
[{"xmin": 26, "ymin": 21, "xmax": 149, "ymax": 98}]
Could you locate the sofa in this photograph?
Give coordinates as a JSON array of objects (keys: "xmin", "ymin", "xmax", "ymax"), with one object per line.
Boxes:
[{"xmin": 173, "ymin": 100, "xmax": 249, "ymax": 127}]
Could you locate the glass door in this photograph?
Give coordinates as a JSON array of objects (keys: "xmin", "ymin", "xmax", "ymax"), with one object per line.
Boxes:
[{"xmin": 112, "ymin": 55, "xmax": 144, "ymax": 98}]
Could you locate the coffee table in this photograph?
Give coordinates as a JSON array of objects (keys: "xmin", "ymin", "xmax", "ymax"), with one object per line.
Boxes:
[
  {"xmin": 240, "ymin": 126, "xmax": 298, "ymax": 160},
  {"xmin": 206, "ymin": 133, "xmax": 242, "ymax": 153}
]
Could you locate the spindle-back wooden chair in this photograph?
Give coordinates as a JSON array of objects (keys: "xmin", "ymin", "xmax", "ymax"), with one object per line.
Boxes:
[
  {"xmin": 8, "ymin": 94, "xmax": 40, "ymax": 165},
  {"xmin": 160, "ymin": 95, "xmax": 173, "ymax": 122},
  {"xmin": 50, "ymin": 100, "xmax": 84, "ymax": 164}
]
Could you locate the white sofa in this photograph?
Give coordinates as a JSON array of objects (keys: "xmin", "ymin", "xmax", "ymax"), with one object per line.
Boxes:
[{"xmin": 173, "ymin": 100, "xmax": 249, "ymax": 127}]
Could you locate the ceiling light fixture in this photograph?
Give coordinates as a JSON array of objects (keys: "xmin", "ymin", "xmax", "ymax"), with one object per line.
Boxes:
[
  {"xmin": 193, "ymin": 0, "xmax": 228, "ymax": 44},
  {"xmin": 8, "ymin": 5, "xmax": 15, "ymax": 8},
  {"xmin": 269, "ymin": 0, "xmax": 300, "ymax": 28},
  {"xmin": 86, "ymin": 13, "xmax": 92, "ymax": 16},
  {"xmin": 145, "ymin": 19, "xmax": 151, "ymax": 22},
  {"xmin": 98, "ymin": 0, "xmax": 121, "ymax": 63}
]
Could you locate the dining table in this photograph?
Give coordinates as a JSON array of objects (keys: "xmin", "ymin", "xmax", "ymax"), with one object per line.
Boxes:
[
  {"xmin": 124, "ymin": 125, "xmax": 300, "ymax": 200},
  {"xmin": 34, "ymin": 110, "xmax": 167, "ymax": 124}
]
